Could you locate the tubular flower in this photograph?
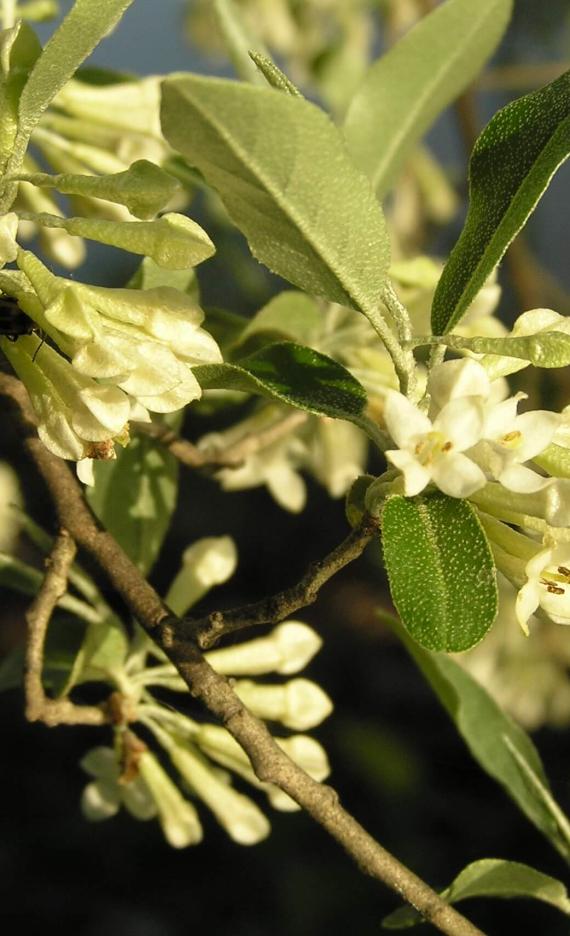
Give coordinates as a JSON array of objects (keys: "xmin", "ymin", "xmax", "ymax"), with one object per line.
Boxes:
[
  {"xmin": 0, "ymin": 334, "xmax": 132, "ymax": 482},
  {"xmin": 516, "ymin": 540, "xmax": 570, "ymax": 634}
]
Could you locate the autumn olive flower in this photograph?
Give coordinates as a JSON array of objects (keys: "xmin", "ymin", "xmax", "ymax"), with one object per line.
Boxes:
[{"xmin": 516, "ymin": 540, "xmax": 570, "ymax": 634}]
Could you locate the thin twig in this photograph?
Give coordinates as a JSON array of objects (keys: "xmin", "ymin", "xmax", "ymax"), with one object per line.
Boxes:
[
  {"xmin": 182, "ymin": 514, "xmax": 380, "ymax": 649},
  {"xmin": 135, "ymin": 409, "xmax": 309, "ymax": 469},
  {"xmin": 24, "ymin": 528, "xmax": 106, "ymax": 727},
  {"xmin": 1, "ymin": 372, "xmax": 485, "ymax": 936}
]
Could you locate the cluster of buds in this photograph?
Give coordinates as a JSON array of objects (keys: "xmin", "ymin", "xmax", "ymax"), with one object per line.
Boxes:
[{"xmin": 76, "ymin": 536, "xmax": 332, "ymax": 847}]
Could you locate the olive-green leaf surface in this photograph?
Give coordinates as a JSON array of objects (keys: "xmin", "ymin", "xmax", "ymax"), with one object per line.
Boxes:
[
  {"xmin": 411, "ymin": 330, "xmax": 570, "ymax": 368},
  {"xmin": 343, "ymin": 0, "xmax": 512, "ymax": 199},
  {"xmin": 213, "ymin": 0, "xmax": 269, "ymax": 86},
  {"xmin": 0, "ymin": 22, "xmax": 42, "ymax": 170},
  {"xmin": 383, "ymin": 860, "xmax": 570, "ymax": 929},
  {"xmin": 385, "ymin": 613, "xmax": 570, "ymax": 861},
  {"xmin": 11, "ymin": 160, "xmax": 181, "ymax": 219},
  {"xmin": 160, "ymin": 75, "xmax": 390, "ymax": 315},
  {"xmin": 87, "ymin": 428, "xmax": 180, "ymax": 576},
  {"xmin": 5, "ymin": 0, "xmax": 136, "ymax": 178},
  {"xmin": 24, "ymin": 211, "xmax": 215, "ymax": 269},
  {"xmin": 381, "ymin": 493, "xmax": 497, "ymax": 652},
  {"xmin": 194, "ymin": 341, "xmax": 378, "ymax": 438},
  {"xmin": 432, "ymin": 69, "xmax": 570, "ymax": 335},
  {"xmin": 235, "ymin": 291, "xmax": 323, "ymax": 350}
]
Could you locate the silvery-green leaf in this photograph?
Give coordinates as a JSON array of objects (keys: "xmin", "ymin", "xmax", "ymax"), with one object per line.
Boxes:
[
  {"xmin": 235, "ymin": 291, "xmax": 322, "ymax": 350},
  {"xmin": 160, "ymin": 75, "xmax": 390, "ymax": 316},
  {"xmin": 343, "ymin": 0, "xmax": 512, "ymax": 198},
  {"xmin": 6, "ymin": 0, "xmax": 136, "ymax": 178},
  {"xmin": 213, "ymin": 0, "xmax": 268, "ymax": 86}
]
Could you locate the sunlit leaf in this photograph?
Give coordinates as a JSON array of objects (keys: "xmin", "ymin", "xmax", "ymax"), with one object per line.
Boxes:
[
  {"xmin": 432, "ymin": 69, "xmax": 570, "ymax": 334},
  {"xmin": 343, "ymin": 0, "xmax": 512, "ymax": 198}
]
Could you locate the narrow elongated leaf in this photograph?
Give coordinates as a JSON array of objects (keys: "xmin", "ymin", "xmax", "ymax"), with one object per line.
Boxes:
[
  {"xmin": 412, "ymin": 330, "xmax": 570, "ymax": 368},
  {"xmin": 381, "ymin": 493, "xmax": 497, "ymax": 652},
  {"xmin": 432, "ymin": 70, "xmax": 570, "ymax": 335},
  {"xmin": 0, "ymin": 22, "xmax": 42, "ymax": 169},
  {"xmin": 213, "ymin": 0, "xmax": 268, "ymax": 86},
  {"xmin": 11, "ymin": 160, "xmax": 181, "ymax": 219},
  {"xmin": 343, "ymin": 0, "xmax": 512, "ymax": 199},
  {"xmin": 26, "ymin": 211, "xmax": 215, "ymax": 268},
  {"xmin": 194, "ymin": 341, "xmax": 367, "ymax": 421},
  {"xmin": 383, "ymin": 860, "xmax": 570, "ymax": 928},
  {"xmin": 386, "ymin": 613, "xmax": 570, "ymax": 860},
  {"xmin": 160, "ymin": 75, "xmax": 390, "ymax": 315},
  {"xmin": 7, "ymin": 0, "xmax": 136, "ymax": 172},
  {"xmin": 87, "ymin": 428, "xmax": 180, "ymax": 575}
]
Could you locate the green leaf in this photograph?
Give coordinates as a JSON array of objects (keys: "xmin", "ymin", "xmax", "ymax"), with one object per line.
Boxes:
[
  {"xmin": 160, "ymin": 75, "xmax": 390, "ymax": 315},
  {"xmin": 381, "ymin": 493, "xmax": 497, "ymax": 652},
  {"xmin": 383, "ymin": 860, "xmax": 570, "ymax": 929},
  {"xmin": 64, "ymin": 616, "xmax": 129, "ymax": 692},
  {"xmin": 343, "ymin": 0, "xmax": 512, "ymax": 199},
  {"xmin": 194, "ymin": 340, "xmax": 367, "ymax": 422},
  {"xmin": 126, "ymin": 255, "xmax": 199, "ymax": 301},
  {"xmin": 0, "ymin": 21, "xmax": 42, "ymax": 169},
  {"xmin": 432, "ymin": 69, "xmax": 570, "ymax": 335},
  {"xmin": 86, "ymin": 429, "xmax": 180, "ymax": 575},
  {"xmin": 235, "ymin": 291, "xmax": 323, "ymax": 350},
  {"xmin": 412, "ymin": 331, "xmax": 570, "ymax": 368},
  {"xmin": 6, "ymin": 0, "xmax": 136, "ymax": 175},
  {"xmin": 386, "ymin": 613, "xmax": 570, "ymax": 860},
  {"xmin": 11, "ymin": 160, "xmax": 181, "ymax": 219},
  {"xmin": 25, "ymin": 211, "xmax": 215, "ymax": 269},
  {"xmin": 213, "ymin": 0, "xmax": 269, "ymax": 86}
]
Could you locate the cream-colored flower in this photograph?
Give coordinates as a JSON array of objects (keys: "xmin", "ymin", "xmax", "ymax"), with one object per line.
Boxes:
[{"xmin": 516, "ymin": 540, "xmax": 570, "ymax": 634}]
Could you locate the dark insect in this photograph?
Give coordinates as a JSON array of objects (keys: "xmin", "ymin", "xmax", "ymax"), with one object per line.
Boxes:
[{"xmin": 0, "ymin": 293, "xmax": 35, "ymax": 341}]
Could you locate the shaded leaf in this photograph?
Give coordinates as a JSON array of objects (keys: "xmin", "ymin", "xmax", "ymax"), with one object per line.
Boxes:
[
  {"xmin": 432, "ymin": 70, "xmax": 570, "ymax": 334},
  {"xmin": 383, "ymin": 859, "xmax": 570, "ymax": 928},
  {"xmin": 194, "ymin": 340, "xmax": 366, "ymax": 421},
  {"xmin": 343, "ymin": 0, "xmax": 512, "ymax": 198},
  {"xmin": 160, "ymin": 75, "xmax": 390, "ymax": 316},
  {"xmin": 87, "ymin": 428, "xmax": 180, "ymax": 575},
  {"xmin": 381, "ymin": 493, "xmax": 497, "ymax": 652},
  {"xmin": 236, "ymin": 291, "xmax": 323, "ymax": 349},
  {"xmin": 385, "ymin": 613, "xmax": 570, "ymax": 860}
]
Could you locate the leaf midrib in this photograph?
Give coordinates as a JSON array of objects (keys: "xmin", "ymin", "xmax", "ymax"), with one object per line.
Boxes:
[
  {"xmin": 170, "ymin": 79, "xmax": 382, "ymax": 318},
  {"xmin": 367, "ymin": 0, "xmax": 507, "ymax": 194}
]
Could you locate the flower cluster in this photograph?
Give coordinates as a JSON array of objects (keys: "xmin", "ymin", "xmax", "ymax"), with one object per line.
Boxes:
[
  {"xmin": 73, "ymin": 536, "xmax": 332, "ymax": 847},
  {"xmin": 383, "ymin": 358, "xmax": 559, "ymax": 499},
  {"xmin": 1, "ymin": 250, "xmax": 221, "ymax": 483}
]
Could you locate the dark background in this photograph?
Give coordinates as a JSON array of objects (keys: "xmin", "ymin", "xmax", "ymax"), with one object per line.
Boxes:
[{"xmin": 1, "ymin": 2, "xmax": 570, "ymax": 934}]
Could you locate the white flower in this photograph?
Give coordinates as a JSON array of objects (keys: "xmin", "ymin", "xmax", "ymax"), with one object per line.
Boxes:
[
  {"xmin": 205, "ymin": 621, "xmax": 323, "ymax": 676},
  {"xmin": 0, "ymin": 335, "xmax": 129, "ymax": 474},
  {"xmin": 300, "ymin": 417, "xmax": 367, "ymax": 499},
  {"xmin": 136, "ymin": 749, "xmax": 203, "ymax": 847},
  {"xmin": 80, "ymin": 745, "xmax": 157, "ymax": 823},
  {"xmin": 383, "ymin": 389, "xmax": 487, "ymax": 498},
  {"xmin": 516, "ymin": 540, "xmax": 570, "ymax": 634},
  {"xmin": 470, "ymin": 397, "xmax": 560, "ymax": 493}
]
